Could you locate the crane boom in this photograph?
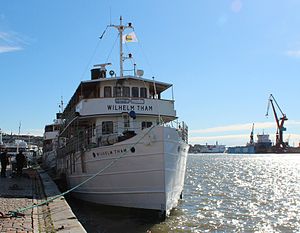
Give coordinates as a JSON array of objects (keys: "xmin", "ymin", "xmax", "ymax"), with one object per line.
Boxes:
[
  {"xmin": 270, "ymin": 98, "xmax": 280, "ymax": 129},
  {"xmin": 249, "ymin": 123, "xmax": 254, "ymax": 145},
  {"xmin": 265, "ymin": 94, "xmax": 288, "ymax": 149}
]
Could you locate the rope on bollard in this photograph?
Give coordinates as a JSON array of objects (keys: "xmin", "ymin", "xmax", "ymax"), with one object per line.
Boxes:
[{"xmin": 8, "ymin": 211, "xmax": 25, "ymax": 218}]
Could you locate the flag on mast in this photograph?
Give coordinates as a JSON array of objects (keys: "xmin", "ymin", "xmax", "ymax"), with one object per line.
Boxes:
[{"xmin": 122, "ymin": 32, "xmax": 138, "ymax": 43}]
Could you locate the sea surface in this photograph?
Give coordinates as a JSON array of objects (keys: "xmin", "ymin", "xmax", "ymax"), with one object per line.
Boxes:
[{"xmin": 67, "ymin": 153, "xmax": 300, "ymax": 233}]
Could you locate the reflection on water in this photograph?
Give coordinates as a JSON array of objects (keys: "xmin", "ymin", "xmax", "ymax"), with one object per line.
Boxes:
[{"xmin": 68, "ymin": 154, "xmax": 300, "ymax": 232}]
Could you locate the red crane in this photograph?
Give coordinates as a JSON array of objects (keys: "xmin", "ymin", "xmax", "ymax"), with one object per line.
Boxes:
[{"xmin": 265, "ymin": 94, "xmax": 288, "ymax": 149}]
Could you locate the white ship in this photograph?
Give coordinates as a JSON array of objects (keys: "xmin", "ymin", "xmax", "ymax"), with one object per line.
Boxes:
[
  {"xmin": 227, "ymin": 124, "xmax": 273, "ymax": 154},
  {"xmin": 190, "ymin": 142, "xmax": 226, "ymax": 153},
  {"xmin": 1, "ymin": 129, "xmax": 41, "ymax": 165},
  {"xmin": 53, "ymin": 17, "xmax": 189, "ymax": 217},
  {"xmin": 0, "ymin": 129, "xmax": 29, "ymax": 155},
  {"xmin": 43, "ymin": 112, "xmax": 63, "ymax": 171}
]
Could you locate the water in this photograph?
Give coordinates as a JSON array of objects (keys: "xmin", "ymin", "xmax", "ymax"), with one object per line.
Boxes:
[{"xmin": 67, "ymin": 153, "xmax": 300, "ymax": 232}]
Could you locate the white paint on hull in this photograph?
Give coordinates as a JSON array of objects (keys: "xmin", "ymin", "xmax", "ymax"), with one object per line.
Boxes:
[{"xmin": 58, "ymin": 126, "xmax": 189, "ymax": 215}]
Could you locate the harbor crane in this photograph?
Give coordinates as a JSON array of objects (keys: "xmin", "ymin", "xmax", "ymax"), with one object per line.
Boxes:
[
  {"xmin": 249, "ymin": 123, "xmax": 254, "ymax": 145},
  {"xmin": 265, "ymin": 94, "xmax": 288, "ymax": 149}
]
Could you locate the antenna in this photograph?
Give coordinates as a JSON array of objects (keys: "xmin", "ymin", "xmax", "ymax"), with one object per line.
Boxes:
[
  {"xmin": 109, "ymin": 7, "xmax": 112, "ymax": 25},
  {"xmin": 18, "ymin": 121, "xmax": 21, "ymax": 135},
  {"xmin": 108, "ymin": 16, "xmax": 133, "ymax": 78}
]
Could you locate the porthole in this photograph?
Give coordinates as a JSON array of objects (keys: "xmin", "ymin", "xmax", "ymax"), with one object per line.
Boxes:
[{"xmin": 130, "ymin": 147, "xmax": 136, "ymax": 153}]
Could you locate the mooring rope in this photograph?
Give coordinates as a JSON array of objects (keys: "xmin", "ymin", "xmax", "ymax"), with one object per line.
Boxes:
[{"xmin": 8, "ymin": 125, "xmax": 156, "ymax": 217}]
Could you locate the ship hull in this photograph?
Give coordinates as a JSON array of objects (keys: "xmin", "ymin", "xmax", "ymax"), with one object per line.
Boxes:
[
  {"xmin": 227, "ymin": 145, "xmax": 255, "ymax": 154},
  {"xmin": 57, "ymin": 126, "xmax": 189, "ymax": 215},
  {"xmin": 43, "ymin": 150, "xmax": 57, "ymax": 170}
]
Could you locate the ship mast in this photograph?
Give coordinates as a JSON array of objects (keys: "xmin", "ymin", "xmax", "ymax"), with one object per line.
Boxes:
[{"xmin": 109, "ymin": 16, "xmax": 133, "ymax": 78}]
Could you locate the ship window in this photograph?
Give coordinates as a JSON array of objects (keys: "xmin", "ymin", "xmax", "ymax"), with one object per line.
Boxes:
[
  {"xmin": 45, "ymin": 125, "xmax": 53, "ymax": 132},
  {"xmin": 104, "ymin": 86, "xmax": 112, "ymax": 97},
  {"xmin": 114, "ymin": 86, "xmax": 122, "ymax": 97},
  {"xmin": 140, "ymin": 87, "xmax": 147, "ymax": 98},
  {"xmin": 102, "ymin": 121, "xmax": 113, "ymax": 135},
  {"xmin": 72, "ymin": 153, "xmax": 76, "ymax": 173},
  {"xmin": 142, "ymin": 121, "xmax": 152, "ymax": 130},
  {"xmin": 123, "ymin": 86, "xmax": 130, "ymax": 97},
  {"xmin": 123, "ymin": 114, "xmax": 130, "ymax": 129},
  {"xmin": 132, "ymin": 87, "xmax": 139, "ymax": 97}
]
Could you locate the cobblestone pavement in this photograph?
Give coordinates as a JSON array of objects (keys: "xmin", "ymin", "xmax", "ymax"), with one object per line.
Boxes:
[
  {"xmin": 0, "ymin": 166, "xmax": 38, "ymax": 233},
  {"xmin": 0, "ymin": 166, "xmax": 86, "ymax": 233}
]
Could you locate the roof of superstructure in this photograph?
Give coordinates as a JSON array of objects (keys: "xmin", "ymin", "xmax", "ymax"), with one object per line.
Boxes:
[
  {"xmin": 63, "ymin": 75, "xmax": 172, "ymax": 115},
  {"xmin": 82, "ymin": 75, "xmax": 172, "ymax": 90}
]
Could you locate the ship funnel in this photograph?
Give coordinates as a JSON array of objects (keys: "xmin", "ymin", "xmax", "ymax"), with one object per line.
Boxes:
[
  {"xmin": 91, "ymin": 68, "xmax": 101, "ymax": 80},
  {"xmin": 91, "ymin": 63, "xmax": 112, "ymax": 80}
]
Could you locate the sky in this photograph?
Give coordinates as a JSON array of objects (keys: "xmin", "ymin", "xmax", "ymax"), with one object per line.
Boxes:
[{"xmin": 1, "ymin": 0, "xmax": 300, "ymax": 147}]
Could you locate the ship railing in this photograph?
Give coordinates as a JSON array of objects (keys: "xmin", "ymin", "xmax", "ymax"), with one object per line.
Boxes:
[
  {"xmin": 57, "ymin": 136, "xmax": 78, "ymax": 158},
  {"xmin": 61, "ymin": 106, "xmax": 78, "ymax": 129},
  {"xmin": 176, "ymin": 121, "xmax": 189, "ymax": 143},
  {"xmin": 94, "ymin": 121, "xmax": 143, "ymax": 146},
  {"xmin": 57, "ymin": 120, "xmax": 145, "ymax": 157},
  {"xmin": 57, "ymin": 119, "xmax": 188, "ymax": 158},
  {"xmin": 160, "ymin": 120, "xmax": 188, "ymax": 143}
]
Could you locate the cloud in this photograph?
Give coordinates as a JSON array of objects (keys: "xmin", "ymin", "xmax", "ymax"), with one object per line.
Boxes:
[
  {"xmin": 189, "ymin": 121, "xmax": 300, "ymax": 146},
  {"xmin": 190, "ymin": 122, "xmax": 274, "ymax": 134},
  {"xmin": 286, "ymin": 50, "xmax": 300, "ymax": 58},
  {"xmin": 0, "ymin": 31, "xmax": 26, "ymax": 54},
  {"xmin": 27, "ymin": 129, "xmax": 44, "ymax": 136},
  {"xmin": 288, "ymin": 134, "xmax": 300, "ymax": 146},
  {"xmin": 231, "ymin": 0, "xmax": 242, "ymax": 13},
  {"xmin": 287, "ymin": 120, "xmax": 300, "ymax": 126},
  {"xmin": 1, "ymin": 128, "xmax": 44, "ymax": 137},
  {"xmin": 189, "ymin": 134, "xmax": 251, "ymax": 146},
  {"xmin": 0, "ymin": 32, "xmax": 19, "ymax": 44},
  {"xmin": 189, "ymin": 133, "xmax": 300, "ymax": 146},
  {"xmin": 190, "ymin": 121, "xmax": 300, "ymax": 134},
  {"xmin": 190, "ymin": 134, "xmax": 249, "ymax": 142},
  {"xmin": 0, "ymin": 45, "xmax": 22, "ymax": 53}
]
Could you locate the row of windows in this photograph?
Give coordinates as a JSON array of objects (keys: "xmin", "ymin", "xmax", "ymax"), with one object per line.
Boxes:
[
  {"xmin": 102, "ymin": 121, "xmax": 152, "ymax": 134},
  {"xmin": 45, "ymin": 125, "xmax": 60, "ymax": 132},
  {"xmin": 104, "ymin": 86, "xmax": 147, "ymax": 98}
]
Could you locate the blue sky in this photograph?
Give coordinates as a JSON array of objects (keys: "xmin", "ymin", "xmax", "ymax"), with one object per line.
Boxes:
[{"xmin": 1, "ymin": 0, "xmax": 300, "ymax": 146}]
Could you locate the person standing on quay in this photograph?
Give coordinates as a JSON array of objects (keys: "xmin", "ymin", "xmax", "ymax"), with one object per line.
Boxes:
[
  {"xmin": 0, "ymin": 148, "xmax": 9, "ymax": 178},
  {"xmin": 16, "ymin": 150, "xmax": 26, "ymax": 176}
]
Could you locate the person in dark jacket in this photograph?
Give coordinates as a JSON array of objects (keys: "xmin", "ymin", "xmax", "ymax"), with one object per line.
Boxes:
[
  {"xmin": 16, "ymin": 150, "xmax": 26, "ymax": 176},
  {"xmin": 0, "ymin": 149, "xmax": 9, "ymax": 178}
]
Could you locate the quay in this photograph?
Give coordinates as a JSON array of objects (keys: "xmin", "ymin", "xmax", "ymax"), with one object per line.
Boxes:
[{"xmin": 0, "ymin": 167, "xmax": 86, "ymax": 233}]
